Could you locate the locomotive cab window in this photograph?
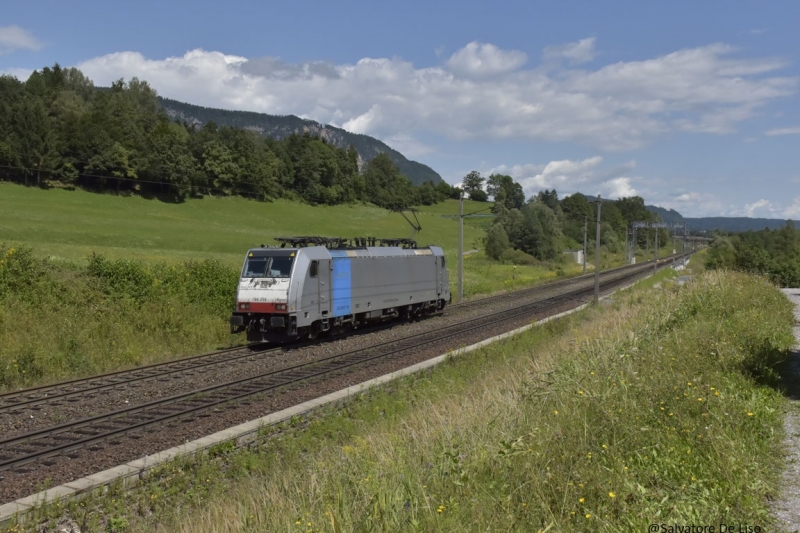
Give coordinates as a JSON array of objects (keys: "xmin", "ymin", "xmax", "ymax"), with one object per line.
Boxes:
[
  {"xmin": 244, "ymin": 257, "xmax": 268, "ymax": 278},
  {"xmin": 310, "ymin": 261, "xmax": 318, "ymax": 278},
  {"xmin": 243, "ymin": 255, "xmax": 294, "ymax": 278},
  {"xmin": 441, "ymin": 257, "xmax": 445, "ymax": 267}
]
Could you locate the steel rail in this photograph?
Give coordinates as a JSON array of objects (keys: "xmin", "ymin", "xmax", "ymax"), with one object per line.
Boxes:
[
  {"xmin": 0, "ymin": 313, "xmax": 449, "ymax": 413},
  {"xmin": 450, "ymin": 253, "xmax": 681, "ymax": 309},
  {"xmin": 0, "ymin": 260, "xmax": 667, "ymax": 473},
  {"xmin": 0, "ymin": 343, "xmax": 276, "ymax": 410},
  {"xmin": 0, "ymin": 256, "xmax": 676, "ymax": 410}
]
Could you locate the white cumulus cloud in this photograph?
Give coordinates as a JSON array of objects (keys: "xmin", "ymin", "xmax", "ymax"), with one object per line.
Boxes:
[
  {"xmin": 728, "ymin": 197, "xmax": 800, "ymax": 219},
  {"xmin": 384, "ymin": 134, "xmax": 434, "ymax": 157},
  {"xmin": 446, "ymin": 41, "xmax": 527, "ymax": 77},
  {"xmin": 784, "ymin": 197, "xmax": 800, "ymax": 218},
  {"xmin": 74, "ymin": 40, "xmax": 797, "ymax": 152},
  {"xmin": 765, "ymin": 126, "xmax": 800, "ymax": 136},
  {"xmin": 488, "ymin": 156, "xmax": 605, "ymax": 198},
  {"xmin": 743, "ymin": 198, "xmax": 772, "ymax": 217},
  {"xmin": 0, "ymin": 25, "xmax": 43, "ymax": 54},
  {"xmin": 603, "ymin": 177, "xmax": 638, "ymax": 198},
  {"xmin": 543, "ymin": 37, "xmax": 596, "ymax": 64},
  {"xmin": 648, "ymin": 191, "xmax": 726, "ymax": 217},
  {"xmin": 0, "ymin": 67, "xmax": 33, "ymax": 79},
  {"xmin": 342, "ymin": 104, "xmax": 383, "ymax": 135}
]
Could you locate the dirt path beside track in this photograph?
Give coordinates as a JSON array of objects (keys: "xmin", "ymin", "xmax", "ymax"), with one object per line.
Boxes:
[{"xmin": 775, "ymin": 288, "xmax": 800, "ymax": 532}]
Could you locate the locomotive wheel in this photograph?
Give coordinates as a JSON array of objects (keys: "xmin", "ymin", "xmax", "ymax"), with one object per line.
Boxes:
[{"xmin": 307, "ymin": 322, "xmax": 321, "ymax": 340}]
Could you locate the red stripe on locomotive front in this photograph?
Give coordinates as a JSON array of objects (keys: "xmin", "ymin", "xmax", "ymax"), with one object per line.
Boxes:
[{"xmin": 237, "ymin": 302, "xmax": 287, "ymax": 313}]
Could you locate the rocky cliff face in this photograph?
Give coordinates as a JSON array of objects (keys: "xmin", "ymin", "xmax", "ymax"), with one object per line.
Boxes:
[{"xmin": 160, "ymin": 98, "xmax": 442, "ymax": 185}]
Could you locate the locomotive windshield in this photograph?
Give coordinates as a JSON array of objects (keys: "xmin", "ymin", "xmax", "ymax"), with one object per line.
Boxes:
[{"xmin": 243, "ymin": 255, "xmax": 294, "ymax": 278}]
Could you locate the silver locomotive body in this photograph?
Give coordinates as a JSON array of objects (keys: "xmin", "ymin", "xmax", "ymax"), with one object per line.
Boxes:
[{"xmin": 230, "ymin": 245, "xmax": 450, "ymax": 342}]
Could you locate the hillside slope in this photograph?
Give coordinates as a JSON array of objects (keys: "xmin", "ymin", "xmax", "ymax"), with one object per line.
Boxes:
[
  {"xmin": 646, "ymin": 205, "xmax": 797, "ymax": 232},
  {"xmin": 159, "ymin": 97, "xmax": 443, "ymax": 186},
  {"xmin": 0, "ymin": 182, "xmax": 480, "ymax": 265}
]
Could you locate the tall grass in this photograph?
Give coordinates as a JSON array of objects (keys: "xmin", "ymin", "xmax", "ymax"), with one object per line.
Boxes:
[
  {"xmin": 0, "ymin": 242, "xmax": 597, "ymax": 390},
  {"xmin": 459, "ymin": 253, "xmax": 582, "ymax": 296},
  {"xmin": 39, "ymin": 270, "xmax": 792, "ymax": 532},
  {"xmin": 0, "ymin": 244, "xmax": 239, "ymax": 390}
]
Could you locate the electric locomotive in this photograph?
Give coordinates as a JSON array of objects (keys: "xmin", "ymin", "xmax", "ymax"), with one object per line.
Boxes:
[{"xmin": 230, "ymin": 237, "xmax": 450, "ymax": 343}]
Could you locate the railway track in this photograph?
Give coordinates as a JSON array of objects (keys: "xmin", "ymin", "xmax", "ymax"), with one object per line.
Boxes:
[
  {"xmin": 0, "ymin": 257, "xmax": 666, "ymax": 413},
  {"xmin": 452, "ymin": 253, "xmax": 683, "ymax": 310},
  {"xmin": 0, "ymin": 343, "xmax": 276, "ymax": 413},
  {"xmin": 0, "ymin": 257, "xmax": 675, "ymax": 475}
]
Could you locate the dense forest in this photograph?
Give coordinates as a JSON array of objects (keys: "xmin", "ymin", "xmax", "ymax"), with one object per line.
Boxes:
[
  {"xmin": 159, "ymin": 97, "xmax": 444, "ymax": 186},
  {"xmin": 705, "ymin": 222, "xmax": 800, "ymax": 286},
  {"xmin": 0, "ymin": 65, "xmax": 457, "ymax": 207},
  {"xmin": 460, "ymin": 171, "xmax": 665, "ymax": 263},
  {"xmin": 1, "ymin": 64, "xmax": 680, "ymax": 264}
]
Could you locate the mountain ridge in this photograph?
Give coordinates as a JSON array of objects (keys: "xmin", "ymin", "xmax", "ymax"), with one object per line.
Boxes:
[
  {"xmin": 567, "ymin": 195, "xmax": 796, "ymax": 232},
  {"xmin": 158, "ymin": 97, "xmax": 443, "ymax": 186},
  {"xmin": 646, "ymin": 205, "xmax": 797, "ymax": 232}
]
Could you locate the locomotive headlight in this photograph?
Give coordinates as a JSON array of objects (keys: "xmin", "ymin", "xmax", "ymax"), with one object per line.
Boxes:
[
  {"xmin": 276, "ymin": 303, "xmax": 287, "ymax": 311},
  {"xmin": 239, "ymin": 302, "xmax": 250, "ymax": 310}
]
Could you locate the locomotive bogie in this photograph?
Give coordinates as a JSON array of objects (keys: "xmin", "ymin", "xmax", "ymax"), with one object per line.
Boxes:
[{"xmin": 231, "ymin": 245, "xmax": 450, "ymax": 343}]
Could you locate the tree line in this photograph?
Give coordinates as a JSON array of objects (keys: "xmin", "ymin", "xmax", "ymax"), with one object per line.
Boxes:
[
  {"xmin": 705, "ymin": 223, "xmax": 800, "ymax": 286},
  {"xmin": 0, "ymin": 65, "xmax": 458, "ymax": 207},
  {"xmin": 461, "ymin": 171, "xmax": 664, "ymax": 263}
]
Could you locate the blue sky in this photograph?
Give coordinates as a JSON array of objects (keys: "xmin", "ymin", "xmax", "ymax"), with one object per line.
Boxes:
[{"xmin": 2, "ymin": 0, "xmax": 799, "ymax": 217}]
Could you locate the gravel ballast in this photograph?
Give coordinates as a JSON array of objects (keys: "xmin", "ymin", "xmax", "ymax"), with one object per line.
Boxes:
[
  {"xmin": 0, "ymin": 275, "xmax": 607, "ymax": 505},
  {"xmin": 774, "ymin": 288, "xmax": 800, "ymax": 532}
]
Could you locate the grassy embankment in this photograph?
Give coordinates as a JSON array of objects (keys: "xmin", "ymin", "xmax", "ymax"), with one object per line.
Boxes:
[
  {"xmin": 0, "ymin": 182, "xmax": 486, "ymax": 266},
  {"xmin": 0, "ymin": 183, "xmax": 592, "ymax": 390},
  {"xmin": 14, "ymin": 268, "xmax": 793, "ymax": 532}
]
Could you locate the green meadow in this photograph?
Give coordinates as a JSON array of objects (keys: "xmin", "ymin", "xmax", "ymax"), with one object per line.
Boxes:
[
  {"xmin": 19, "ymin": 269, "xmax": 792, "ymax": 533},
  {"xmin": 0, "ymin": 182, "xmax": 487, "ymax": 266},
  {"xmin": 0, "ymin": 182, "xmax": 592, "ymax": 390}
]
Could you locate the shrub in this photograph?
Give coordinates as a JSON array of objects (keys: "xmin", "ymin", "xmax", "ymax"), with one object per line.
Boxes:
[
  {"xmin": 87, "ymin": 253, "xmax": 156, "ymax": 303},
  {"xmin": 484, "ymin": 224, "xmax": 510, "ymax": 260},
  {"xmin": 86, "ymin": 254, "xmax": 238, "ymax": 317},
  {"xmin": 0, "ymin": 244, "xmax": 44, "ymax": 299},
  {"xmin": 500, "ymin": 248, "xmax": 538, "ymax": 265},
  {"xmin": 0, "ymin": 249, "xmax": 241, "ymax": 389},
  {"xmin": 469, "ymin": 189, "xmax": 488, "ymax": 202}
]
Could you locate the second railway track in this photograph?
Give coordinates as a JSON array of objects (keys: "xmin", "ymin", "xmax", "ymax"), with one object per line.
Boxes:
[
  {"xmin": 0, "ymin": 257, "xmax": 676, "ymax": 482},
  {"xmin": 0, "ymin": 256, "xmax": 678, "ymax": 414}
]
